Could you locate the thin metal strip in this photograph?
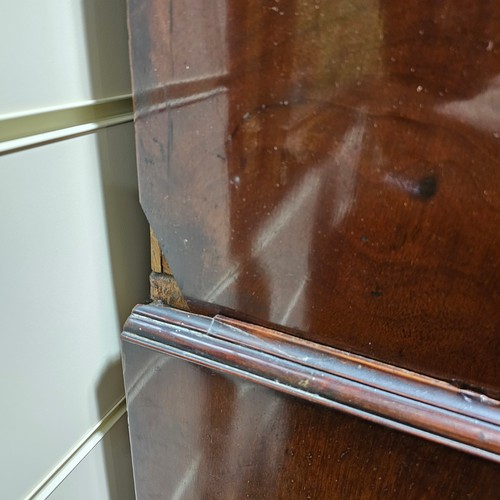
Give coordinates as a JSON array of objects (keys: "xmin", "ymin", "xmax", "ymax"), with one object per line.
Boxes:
[
  {"xmin": 0, "ymin": 95, "xmax": 133, "ymax": 155},
  {"xmin": 25, "ymin": 396, "xmax": 127, "ymax": 500}
]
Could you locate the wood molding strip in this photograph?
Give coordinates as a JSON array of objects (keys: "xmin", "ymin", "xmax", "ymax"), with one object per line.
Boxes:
[{"xmin": 122, "ymin": 304, "xmax": 500, "ymax": 463}]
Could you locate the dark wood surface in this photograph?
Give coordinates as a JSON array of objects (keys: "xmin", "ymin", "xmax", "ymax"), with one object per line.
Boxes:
[
  {"xmin": 129, "ymin": 0, "xmax": 500, "ymax": 397},
  {"xmin": 121, "ymin": 310, "xmax": 500, "ymax": 499}
]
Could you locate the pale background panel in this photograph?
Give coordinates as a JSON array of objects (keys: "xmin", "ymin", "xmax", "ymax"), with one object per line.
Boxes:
[
  {"xmin": 1, "ymin": 0, "xmax": 146, "ymax": 497},
  {"xmin": 0, "ymin": 0, "xmax": 131, "ymax": 118},
  {"xmin": 0, "ymin": 124, "xmax": 148, "ymax": 499}
]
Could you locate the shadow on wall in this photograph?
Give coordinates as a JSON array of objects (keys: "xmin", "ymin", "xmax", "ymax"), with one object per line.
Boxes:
[
  {"xmin": 97, "ymin": 360, "xmax": 137, "ymax": 500},
  {"xmin": 83, "ymin": 0, "xmax": 150, "ymax": 498},
  {"xmin": 82, "ymin": 0, "xmax": 149, "ymax": 322}
]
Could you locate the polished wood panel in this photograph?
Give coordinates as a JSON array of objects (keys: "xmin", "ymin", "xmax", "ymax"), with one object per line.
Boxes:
[
  {"xmin": 121, "ymin": 320, "xmax": 500, "ymax": 499},
  {"xmin": 129, "ymin": 1, "xmax": 500, "ymax": 397}
]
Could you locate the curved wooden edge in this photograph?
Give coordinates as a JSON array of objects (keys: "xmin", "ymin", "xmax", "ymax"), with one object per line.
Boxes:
[{"xmin": 122, "ymin": 303, "xmax": 500, "ymax": 463}]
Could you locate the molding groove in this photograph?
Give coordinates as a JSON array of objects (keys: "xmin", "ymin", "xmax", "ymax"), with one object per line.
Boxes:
[{"xmin": 123, "ymin": 304, "xmax": 500, "ymax": 463}]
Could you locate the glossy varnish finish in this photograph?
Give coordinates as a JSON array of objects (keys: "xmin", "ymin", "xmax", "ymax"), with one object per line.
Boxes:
[
  {"xmin": 129, "ymin": 1, "xmax": 500, "ymax": 397},
  {"xmin": 123, "ymin": 304, "xmax": 500, "ymax": 461},
  {"xmin": 121, "ymin": 320, "xmax": 500, "ymax": 499}
]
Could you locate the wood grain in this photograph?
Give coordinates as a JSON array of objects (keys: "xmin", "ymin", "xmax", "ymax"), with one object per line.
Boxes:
[
  {"xmin": 149, "ymin": 228, "xmax": 188, "ymax": 307},
  {"xmin": 150, "ymin": 227, "xmax": 163, "ymax": 274}
]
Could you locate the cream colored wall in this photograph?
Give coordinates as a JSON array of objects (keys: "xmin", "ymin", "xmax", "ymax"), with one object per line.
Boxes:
[{"xmin": 0, "ymin": 1, "xmax": 148, "ymax": 499}]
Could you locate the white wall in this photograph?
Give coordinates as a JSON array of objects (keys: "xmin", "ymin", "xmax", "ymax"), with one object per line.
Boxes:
[{"xmin": 0, "ymin": 1, "xmax": 148, "ymax": 498}]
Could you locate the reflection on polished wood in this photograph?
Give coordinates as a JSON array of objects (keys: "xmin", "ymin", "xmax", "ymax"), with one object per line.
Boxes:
[
  {"xmin": 125, "ymin": 1, "xmax": 500, "ymax": 497},
  {"xmin": 124, "ymin": 304, "xmax": 500, "ymax": 462},
  {"xmin": 129, "ymin": 0, "xmax": 500, "ymax": 397},
  {"xmin": 122, "ymin": 305, "xmax": 500, "ymax": 499}
]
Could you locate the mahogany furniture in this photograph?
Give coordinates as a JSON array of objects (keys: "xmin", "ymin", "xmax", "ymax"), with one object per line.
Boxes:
[{"xmin": 122, "ymin": 1, "xmax": 500, "ymax": 497}]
